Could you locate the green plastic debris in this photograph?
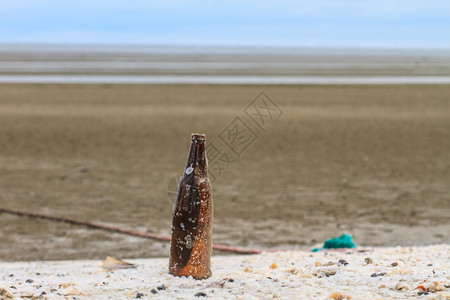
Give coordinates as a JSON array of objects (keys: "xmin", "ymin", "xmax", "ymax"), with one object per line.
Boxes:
[{"xmin": 312, "ymin": 234, "xmax": 356, "ymax": 252}]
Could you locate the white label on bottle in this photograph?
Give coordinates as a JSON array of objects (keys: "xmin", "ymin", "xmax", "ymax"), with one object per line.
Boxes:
[{"xmin": 185, "ymin": 167, "xmax": 194, "ymax": 175}]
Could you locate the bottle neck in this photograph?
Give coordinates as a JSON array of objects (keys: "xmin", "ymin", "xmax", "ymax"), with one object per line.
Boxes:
[{"xmin": 185, "ymin": 134, "xmax": 207, "ymax": 176}]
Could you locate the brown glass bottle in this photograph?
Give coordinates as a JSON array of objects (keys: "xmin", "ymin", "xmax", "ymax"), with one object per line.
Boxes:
[{"xmin": 169, "ymin": 133, "xmax": 213, "ymax": 279}]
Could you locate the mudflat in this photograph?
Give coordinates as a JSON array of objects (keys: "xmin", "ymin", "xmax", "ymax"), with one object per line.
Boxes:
[{"xmin": 0, "ymin": 84, "xmax": 449, "ymax": 261}]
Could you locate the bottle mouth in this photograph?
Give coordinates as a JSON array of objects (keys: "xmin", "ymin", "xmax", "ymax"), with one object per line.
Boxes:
[{"xmin": 191, "ymin": 133, "xmax": 206, "ymax": 143}]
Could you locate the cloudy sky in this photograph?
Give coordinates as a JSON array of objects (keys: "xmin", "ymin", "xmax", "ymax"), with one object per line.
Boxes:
[{"xmin": 1, "ymin": 0, "xmax": 449, "ymax": 48}]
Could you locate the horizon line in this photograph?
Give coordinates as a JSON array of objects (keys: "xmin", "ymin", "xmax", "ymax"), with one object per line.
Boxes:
[{"xmin": 1, "ymin": 42, "xmax": 450, "ymax": 53}]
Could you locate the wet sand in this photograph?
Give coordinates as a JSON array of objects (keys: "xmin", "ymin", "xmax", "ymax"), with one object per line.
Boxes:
[{"xmin": 0, "ymin": 84, "xmax": 449, "ymax": 261}]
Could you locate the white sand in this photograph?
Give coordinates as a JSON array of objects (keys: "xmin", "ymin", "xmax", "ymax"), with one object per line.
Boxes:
[{"xmin": 1, "ymin": 245, "xmax": 449, "ymax": 299}]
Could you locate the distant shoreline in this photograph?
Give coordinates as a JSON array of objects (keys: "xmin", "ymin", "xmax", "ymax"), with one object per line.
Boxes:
[
  {"xmin": 2, "ymin": 45, "xmax": 450, "ymax": 83},
  {"xmin": 1, "ymin": 75, "xmax": 450, "ymax": 84}
]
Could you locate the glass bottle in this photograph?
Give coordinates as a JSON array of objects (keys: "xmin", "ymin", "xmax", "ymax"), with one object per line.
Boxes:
[{"xmin": 169, "ymin": 133, "xmax": 213, "ymax": 279}]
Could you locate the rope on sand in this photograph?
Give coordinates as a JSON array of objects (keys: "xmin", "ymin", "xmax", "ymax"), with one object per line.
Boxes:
[{"xmin": 0, "ymin": 207, "xmax": 262, "ymax": 255}]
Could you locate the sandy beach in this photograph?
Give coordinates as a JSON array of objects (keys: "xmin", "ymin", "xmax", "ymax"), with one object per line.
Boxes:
[
  {"xmin": 1, "ymin": 2, "xmax": 449, "ymax": 298},
  {"xmin": 0, "ymin": 83, "xmax": 449, "ymax": 261},
  {"xmin": 1, "ymin": 245, "xmax": 449, "ymax": 299}
]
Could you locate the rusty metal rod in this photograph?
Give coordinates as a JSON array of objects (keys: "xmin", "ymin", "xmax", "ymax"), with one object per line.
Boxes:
[{"xmin": 0, "ymin": 207, "xmax": 262, "ymax": 255}]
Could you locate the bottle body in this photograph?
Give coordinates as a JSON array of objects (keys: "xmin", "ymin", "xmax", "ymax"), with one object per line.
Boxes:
[{"xmin": 169, "ymin": 134, "xmax": 213, "ymax": 279}]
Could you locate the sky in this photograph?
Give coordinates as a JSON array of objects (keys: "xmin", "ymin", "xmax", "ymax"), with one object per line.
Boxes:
[{"xmin": 1, "ymin": 0, "xmax": 449, "ymax": 49}]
